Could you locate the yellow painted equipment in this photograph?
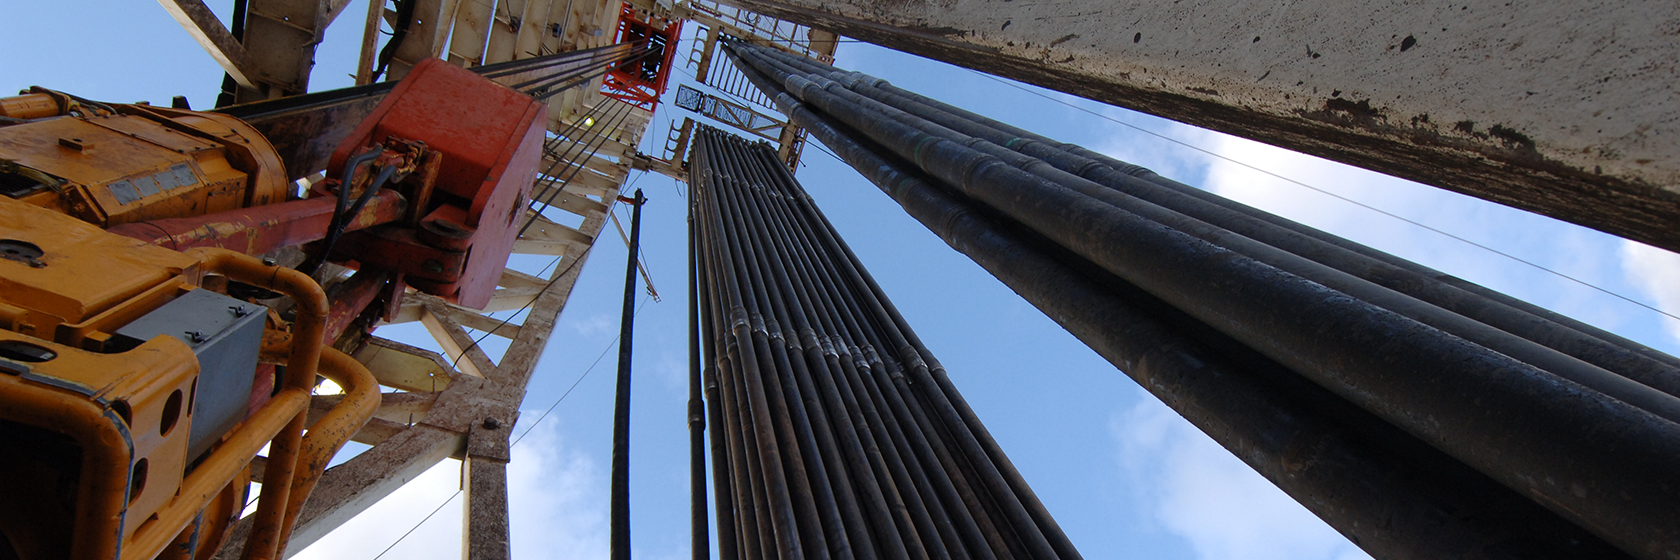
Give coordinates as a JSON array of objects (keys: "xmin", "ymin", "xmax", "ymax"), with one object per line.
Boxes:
[
  {"xmin": 0, "ymin": 89, "xmax": 287, "ymax": 229},
  {"xmin": 0, "ymin": 94, "xmax": 377, "ymax": 559}
]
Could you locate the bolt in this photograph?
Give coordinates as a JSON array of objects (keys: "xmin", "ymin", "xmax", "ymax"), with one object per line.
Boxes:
[
  {"xmin": 262, "ymin": 257, "xmax": 277, "ymax": 266},
  {"xmin": 229, "ymin": 306, "xmax": 249, "ymax": 317},
  {"xmin": 27, "ymin": 258, "xmax": 45, "ymax": 268},
  {"xmin": 482, "ymin": 417, "xmax": 501, "ymax": 430},
  {"xmin": 186, "ymin": 331, "xmax": 207, "ymax": 343}
]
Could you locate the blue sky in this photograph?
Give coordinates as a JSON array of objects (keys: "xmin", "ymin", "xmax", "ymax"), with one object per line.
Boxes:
[{"xmin": 6, "ymin": 2, "xmax": 1680, "ymax": 560}]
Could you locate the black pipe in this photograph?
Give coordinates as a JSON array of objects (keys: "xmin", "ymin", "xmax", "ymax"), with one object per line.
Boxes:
[
  {"xmin": 739, "ymin": 158, "xmax": 916, "ymax": 560},
  {"xmin": 731, "ymin": 44, "xmax": 1680, "ymax": 557},
  {"xmin": 721, "ymin": 135, "xmax": 949, "ymax": 560},
  {"xmin": 710, "ymin": 129, "xmax": 919, "ymax": 560},
  {"xmin": 718, "ymin": 144, "xmax": 883, "ymax": 560},
  {"xmin": 756, "ymin": 157, "xmax": 1021, "ymax": 560},
  {"xmin": 712, "ymin": 170, "xmax": 838, "ymax": 560},
  {"xmin": 698, "ymin": 155, "xmax": 808, "ymax": 560},
  {"xmin": 754, "ymin": 46, "xmax": 1680, "ymax": 396},
  {"xmin": 721, "ymin": 47, "xmax": 1637, "ymax": 559},
  {"xmin": 695, "ymin": 154, "xmax": 741, "ymax": 560},
  {"xmin": 610, "ymin": 189, "xmax": 646, "ymax": 560},
  {"xmin": 692, "ymin": 121, "xmax": 1088, "ymax": 558},
  {"xmin": 735, "ymin": 139, "xmax": 997, "ymax": 560},
  {"xmin": 690, "ymin": 197, "xmax": 713, "ymax": 560},
  {"xmin": 692, "ymin": 119, "xmax": 1083, "ymax": 560},
  {"xmin": 738, "ymin": 47, "xmax": 1680, "ymax": 425},
  {"xmin": 695, "ymin": 136, "xmax": 773, "ymax": 560},
  {"xmin": 742, "ymin": 142, "xmax": 1028, "ymax": 558},
  {"xmin": 723, "ymin": 59, "xmax": 1065, "ymax": 560},
  {"xmin": 773, "ymin": 49, "xmax": 1680, "ymax": 401}
]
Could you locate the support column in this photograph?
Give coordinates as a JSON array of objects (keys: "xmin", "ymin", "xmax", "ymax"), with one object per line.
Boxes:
[{"xmin": 462, "ymin": 456, "xmax": 512, "ymax": 560}]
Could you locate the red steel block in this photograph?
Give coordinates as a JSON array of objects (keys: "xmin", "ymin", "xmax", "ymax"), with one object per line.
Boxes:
[{"xmin": 327, "ymin": 58, "xmax": 546, "ymax": 308}]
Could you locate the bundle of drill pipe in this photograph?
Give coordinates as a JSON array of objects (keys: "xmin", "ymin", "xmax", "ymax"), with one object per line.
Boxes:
[
  {"xmin": 721, "ymin": 41, "xmax": 1680, "ymax": 560},
  {"xmin": 688, "ymin": 125, "xmax": 1085, "ymax": 560}
]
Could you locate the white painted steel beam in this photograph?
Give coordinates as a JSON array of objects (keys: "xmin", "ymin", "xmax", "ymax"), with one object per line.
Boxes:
[{"xmin": 719, "ymin": 0, "xmax": 1680, "ymax": 252}]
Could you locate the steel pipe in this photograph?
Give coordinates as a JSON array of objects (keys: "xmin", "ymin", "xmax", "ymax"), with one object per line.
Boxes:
[{"xmin": 722, "ymin": 43, "xmax": 1652, "ymax": 559}]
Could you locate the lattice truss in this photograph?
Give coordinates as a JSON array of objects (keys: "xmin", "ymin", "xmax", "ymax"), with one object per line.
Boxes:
[{"xmin": 150, "ymin": 0, "xmax": 704, "ymax": 557}]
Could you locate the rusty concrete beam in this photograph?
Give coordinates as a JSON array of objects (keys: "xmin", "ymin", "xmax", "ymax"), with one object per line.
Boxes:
[
  {"xmin": 462, "ymin": 457, "xmax": 512, "ymax": 560},
  {"xmin": 353, "ymin": 336, "xmax": 458, "ymax": 392},
  {"xmin": 419, "ymin": 295, "xmax": 497, "ymax": 378},
  {"xmin": 385, "ymin": 0, "xmax": 464, "ymax": 80},
  {"xmin": 720, "ymin": 0, "xmax": 1680, "ymax": 252},
  {"xmin": 238, "ymin": 0, "xmax": 332, "ymax": 98},
  {"xmin": 156, "ymin": 0, "xmax": 268, "ymax": 89}
]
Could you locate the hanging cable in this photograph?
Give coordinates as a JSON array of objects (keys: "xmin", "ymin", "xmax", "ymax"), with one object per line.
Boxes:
[
  {"xmin": 519, "ymin": 99, "xmax": 637, "ymax": 236},
  {"xmin": 370, "ymin": 0, "xmax": 418, "ymax": 83}
]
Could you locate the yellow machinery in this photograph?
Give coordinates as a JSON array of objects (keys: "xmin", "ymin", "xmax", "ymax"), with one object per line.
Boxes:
[
  {"xmin": 0, "ymin": 88, "xmax": 287, "ymax": 228},
  {"xmin": 0, "ymin": 90, "xmax": 379, "ymax": 560}
]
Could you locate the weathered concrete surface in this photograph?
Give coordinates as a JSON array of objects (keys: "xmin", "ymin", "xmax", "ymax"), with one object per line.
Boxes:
[{"xmin": 723, "ymin": 0, "xmax": 1680, "ymax": 251}]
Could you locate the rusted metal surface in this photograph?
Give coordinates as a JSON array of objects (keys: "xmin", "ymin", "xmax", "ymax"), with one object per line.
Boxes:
[
  {"xmin": 321, "ymin": 269, "xmax": 391, "ymax": 345},
  {"xmin": 275, "ymin": 347, "xmax": 382, "ymax": 554},
  {"xmin": 230, "ymin": 90, "xmax": 389, "ymax": 181},
  {"xmin": 106, "ymin": 190, "xmax": 406, "ymax": 254},
  {"xmin": 718, "ymin": 0, "xmax": 1680, "ymax": 253},
  {"xmin": 326, "ymin": 58, "xmax": 547, "ymax": 308}
]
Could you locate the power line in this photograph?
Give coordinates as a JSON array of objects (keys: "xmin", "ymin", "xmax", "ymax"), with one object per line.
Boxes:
[
  {"xmin": 965, "ymin": 68, "xmax": 1680, "ymax": 323},
  {"xmin": 371, "ymin": 492, "xmax": 459, "ymax": 560}
]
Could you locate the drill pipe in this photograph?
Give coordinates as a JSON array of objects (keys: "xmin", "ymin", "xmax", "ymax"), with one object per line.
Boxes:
[
  {"xmin": 691, "ymin": 125, "xmax": 1086, "ymax": 560},
  {"xmin": 719, "ymin": 143, "xmax": 972, "ymax": 560},
  {"xmin": 728, "ymin": 42, "xmax": 1680, "ymax": 559},
  {"xmin": 690, "ymin": 202, "xmax": 716, "ymax": 560},
  {"xmin": 721, "ymin": 41, "xmax": 1656, "ymax": 560},
  {"xmin": 749, "ymin": 46, "xmax": 1680, "ymax": 398},
  {"xmin": 734, "ymin": 46, "xmax": 1680, "ymax": 425}
]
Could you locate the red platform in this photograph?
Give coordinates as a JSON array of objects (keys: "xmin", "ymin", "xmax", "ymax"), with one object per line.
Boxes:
[{"xmin": 602, "ymin": 2, "xmax": 681, "ymax": 110}]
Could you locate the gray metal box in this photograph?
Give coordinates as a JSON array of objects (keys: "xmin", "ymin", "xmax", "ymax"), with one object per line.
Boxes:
[{"xmin": 117, "ymin": 288, "xmax": 266, "ymax": 461}]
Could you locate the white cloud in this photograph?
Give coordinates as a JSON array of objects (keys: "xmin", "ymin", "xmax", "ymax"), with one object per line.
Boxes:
[
  {"xmin": 1194, "ymin": 132, "xmax": 1455, "ymax": 269},
  {"xmin": 290, "ymin": 457, "xmax": 462, "ymax": 560},
  {"xmin": 1619, "ymin": 240, "xmax": 1680, "ymax": 346},
  {"xmin": 571, "ymin": 313, "xmax": 618, "ymax": 337},
  {"xmin": 290, "ymin": 417, "xmax": 607, "ymax": 560},
  {"xmin": 1089, "ymin": 107, "xmax": 1215, "ymax": 186},
  {"xmin": 507, "ymin": 419, "xmax": 609, "ymax": 559},
  {"xmin": 1113, "ymin": 398, "xmax": 1371, "ymax": 560}
]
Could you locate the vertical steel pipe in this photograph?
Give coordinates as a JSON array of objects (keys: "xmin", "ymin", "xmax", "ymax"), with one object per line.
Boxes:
[
  {"xmin": 719, "ymin": 41, "xmax": 1655, "ymax": 560},
  {"xmin": 611, "ymin": 190, "xmax": 646, "ymax": 560}
]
